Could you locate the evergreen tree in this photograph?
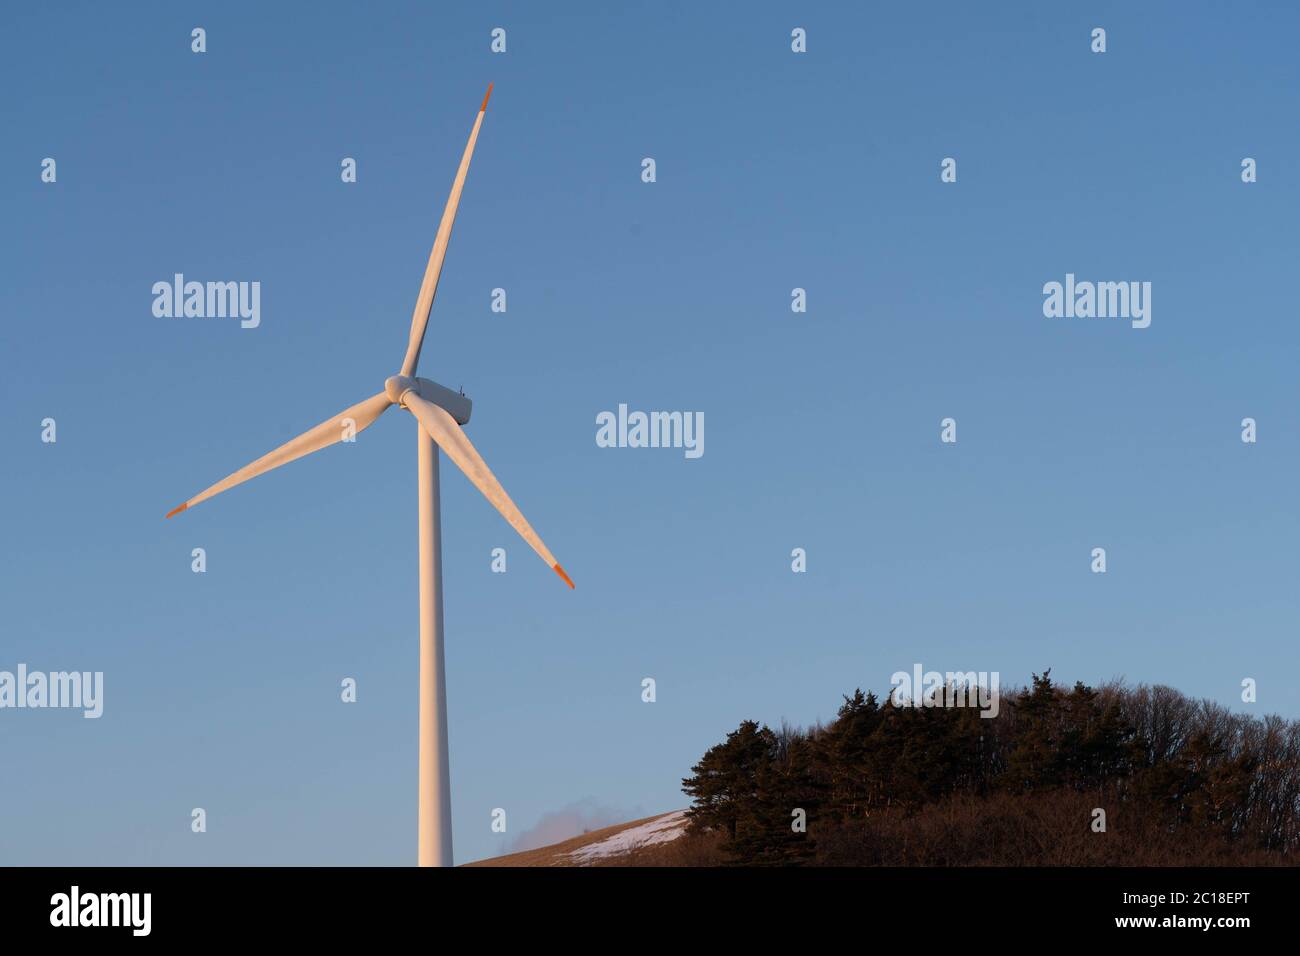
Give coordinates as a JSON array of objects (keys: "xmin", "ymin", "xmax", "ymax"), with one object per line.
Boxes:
[{"xmin": 682, "ymin": 720, "xmax": 776, "ymax": 847}]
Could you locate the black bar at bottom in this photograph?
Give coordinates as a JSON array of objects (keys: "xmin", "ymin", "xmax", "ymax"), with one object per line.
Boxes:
[{"xmin": 0, "ymin": 865, "xmax": 1282, "ymax": 940}]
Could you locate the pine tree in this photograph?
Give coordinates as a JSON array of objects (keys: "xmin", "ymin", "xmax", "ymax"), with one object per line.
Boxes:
[
  {"xmin": 1003, "ymin": 670, "xmax": 1061, "ymax": 791},
  {"xmin": 682, "ymin": 719, "xmax": 776, "ymax": 850}
]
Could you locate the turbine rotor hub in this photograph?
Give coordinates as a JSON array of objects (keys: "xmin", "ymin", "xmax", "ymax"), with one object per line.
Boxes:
[{"xmin": 385, "ymin": 375, "xmax": 420, "ymax": 406}]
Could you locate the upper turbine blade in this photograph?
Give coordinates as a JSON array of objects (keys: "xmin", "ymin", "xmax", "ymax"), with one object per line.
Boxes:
[
  {"xmin": 399, "ymin": 83, "xmax": 493, "ymax": 379},
  {"xmin": 165, "ymin": 392, "xmax": 392, "ymax": 517},
  {"xmin": 403, "ymin": 391, "xmax": 573, "ymax": 589}
]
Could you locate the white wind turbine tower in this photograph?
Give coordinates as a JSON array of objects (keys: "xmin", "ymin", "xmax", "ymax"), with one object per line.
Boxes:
[{"xmin": 165, "ymin": 84, "xmax": 572, "ymax": 867}]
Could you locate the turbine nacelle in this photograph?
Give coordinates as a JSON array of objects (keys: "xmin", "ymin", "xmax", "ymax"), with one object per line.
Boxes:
[{"xmin": 385, "ymin": 375, "xmax": 472, "ymax": 425}]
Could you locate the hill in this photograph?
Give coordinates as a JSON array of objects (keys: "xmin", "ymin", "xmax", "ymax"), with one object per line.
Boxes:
[{"xmin": 465, "ymin": 811, "xmax": 688, "ymax": 867}]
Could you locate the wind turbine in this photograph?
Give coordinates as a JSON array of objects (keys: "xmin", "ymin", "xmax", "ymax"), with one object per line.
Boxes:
[{"xmin": 164, "ymin": 84, "xmax": 572, "ymax": 867}]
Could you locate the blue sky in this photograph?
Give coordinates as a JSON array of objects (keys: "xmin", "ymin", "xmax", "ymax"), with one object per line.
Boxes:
[{"xmin": 3, "ymin": 1, "xmax": 1298, "ymax": 865}]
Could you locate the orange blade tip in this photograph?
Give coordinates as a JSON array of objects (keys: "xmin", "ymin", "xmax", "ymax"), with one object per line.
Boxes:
[
  {"xmin": 480, "ymin": 82, "xmax": 493, "ymax": 112},
  {"xmin": 552, "ymin": 563, "xmax": 574, "ymax": 589},
  {"xmin": 165, "ymin": 502, "xmax": 188, "ymax": 519}
]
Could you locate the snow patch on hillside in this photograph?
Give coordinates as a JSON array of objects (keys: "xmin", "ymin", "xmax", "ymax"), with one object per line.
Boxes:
[{"xmin": 565, "ymin": 810, "xmax": 689, "ymax": 862}]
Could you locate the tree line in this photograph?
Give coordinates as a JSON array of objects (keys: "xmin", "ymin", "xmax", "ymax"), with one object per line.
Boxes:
[{"xmin": 679, "ymin": 671, "xmax": 1300, "ymax": 865}]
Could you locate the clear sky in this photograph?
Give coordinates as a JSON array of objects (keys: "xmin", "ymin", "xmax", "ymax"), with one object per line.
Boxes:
[{"xmin": 3, "ymin": 1, "xmax": 1299, "ymax": 865}]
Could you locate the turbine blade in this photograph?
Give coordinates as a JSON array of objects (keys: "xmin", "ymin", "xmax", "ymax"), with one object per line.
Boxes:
[
  {"xmin": 399, "ymin": 83, "xmax": 492, "ymax": 378},
  {"xmin": 165, "ymin": 392, "xmax": 392, "ymax": 517},
  {"xmin": 403, "ymin": 391, "xmax": 573, "ymax": 589}
]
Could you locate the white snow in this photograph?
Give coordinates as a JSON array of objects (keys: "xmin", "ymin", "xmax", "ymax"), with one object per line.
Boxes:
[{"xmin": 565, "ymin": 810, "xmax": 689, "ymax": 863}]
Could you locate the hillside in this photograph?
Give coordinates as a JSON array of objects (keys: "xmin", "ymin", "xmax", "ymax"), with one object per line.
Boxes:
[{"xmin": 465, "ymin": 810, "xmax": 687, "ymax": 867}]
